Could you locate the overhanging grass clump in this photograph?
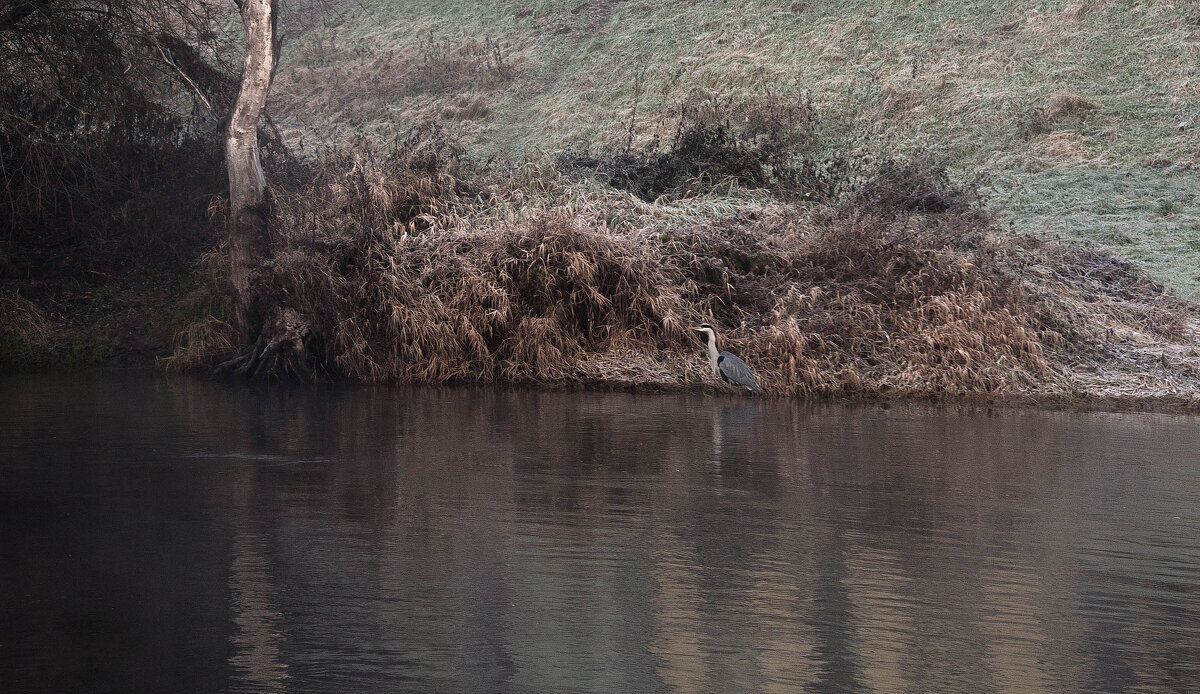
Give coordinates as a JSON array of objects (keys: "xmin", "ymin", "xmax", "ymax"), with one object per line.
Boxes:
[
  {"xmin": 0, "ymin": 291, "xmax": 56, "ymax": 370},
  {"xmin": 170, "ymin": 128, "xmax": 1200, "ymax": 403}
]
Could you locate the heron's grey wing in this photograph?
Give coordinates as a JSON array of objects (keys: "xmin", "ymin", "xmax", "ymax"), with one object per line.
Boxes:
[{"xmin": 717, "ymin": 352, "xmax": 761, "ymax": 392}]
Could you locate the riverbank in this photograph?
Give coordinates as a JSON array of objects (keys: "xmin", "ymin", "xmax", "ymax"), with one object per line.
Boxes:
[
  {"xmin": 134, "ymin": 139, "xmax": 1200, "ymax": 409},
  {"xmin": 6, "ymin": 107, "xmax": 1200, "ymax": 412},
  {"xmin": 5, "ymin": 1, "xmax": 1200, "ymax": 412}
]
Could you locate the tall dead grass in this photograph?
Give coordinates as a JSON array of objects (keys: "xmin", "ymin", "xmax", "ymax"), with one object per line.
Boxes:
[
  {"xmin": 171, "ymin": 126, "xmax": 1199, "ymax": 402},
  {"xmin": 0, "ymin": 290, "xmax": 55, "ymax": 368}
]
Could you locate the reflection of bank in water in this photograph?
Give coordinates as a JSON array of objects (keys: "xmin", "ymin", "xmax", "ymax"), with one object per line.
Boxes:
[{"xmin": 7, "ymin": 375, "xmax": 1200, "ymax": 693}]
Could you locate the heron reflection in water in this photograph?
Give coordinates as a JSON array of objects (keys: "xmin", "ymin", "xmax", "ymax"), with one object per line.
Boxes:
[{"xmin": 689, "ymin": 323, "xmax": 761, "ymax": 394}]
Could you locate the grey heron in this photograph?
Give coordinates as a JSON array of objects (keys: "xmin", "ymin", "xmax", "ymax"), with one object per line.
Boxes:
[{"xmin": 689, "ymin": 323, "xmax": 761, "ymax": 393}]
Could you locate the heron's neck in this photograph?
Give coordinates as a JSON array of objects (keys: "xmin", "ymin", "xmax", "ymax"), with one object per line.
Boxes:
[{"xmin": 706, "ymin": 333, "xmax": 719, "ymax": 375}]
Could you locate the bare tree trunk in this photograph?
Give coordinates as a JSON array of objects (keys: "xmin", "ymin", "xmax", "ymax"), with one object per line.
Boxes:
[
  {"xmin": 219, "ymin": 0, "xmax": 312, "ymax": 378},
  {"xmin": 226, "ymin": 0, "xmax": 278, "ymax": 336}
]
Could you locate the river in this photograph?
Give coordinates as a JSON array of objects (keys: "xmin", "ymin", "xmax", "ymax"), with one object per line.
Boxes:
[{"xmin": 1, "ymin": 373, "xmax": 1197, "ymax": 692}]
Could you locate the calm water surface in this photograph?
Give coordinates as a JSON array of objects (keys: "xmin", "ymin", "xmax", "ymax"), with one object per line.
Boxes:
[{"xmin": 1, "ymin": 373, "xmax": 1198, "ymax": 693}]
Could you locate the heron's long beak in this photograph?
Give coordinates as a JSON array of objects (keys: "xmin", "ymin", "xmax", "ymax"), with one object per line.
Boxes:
[{"xmin": 688, "ymin": 326, "xmax": 702, "ymax": 331}]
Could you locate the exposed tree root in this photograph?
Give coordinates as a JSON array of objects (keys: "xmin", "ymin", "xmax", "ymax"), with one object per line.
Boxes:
[{"xmin": 214, "ymin": 308, "xmax": 312, "ymax": 380}]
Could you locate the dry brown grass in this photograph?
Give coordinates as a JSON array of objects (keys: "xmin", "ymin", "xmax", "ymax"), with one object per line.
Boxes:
[
  {"xmin": 0, "ymin": 290, "xmax": 52, "ymax": 344},
  {"xmin": 170, "ymin": 131, "xmax": 1200, "ymax": 403},
  {"xmin": 1016, "ymin": 92, "xmax": 1101, "ymax": 156},
  {"xmin": 878, "ymin": 82, "xmax": 919, "ymax": 119},
  {"xmin": 271, "ymin": 34, "xmax": 518, "ymax": 143},
  {"xmin": 1063, "ymin": 2, "xmax": 1093, "ymax": 22},
  {"xmin": 659, "ymin": 208, "xmax": 1060, "ymax": 397},
  {"xmin": 442, "ymin": 95, "xmax": 491, "ymax": 121},
  {"xmin": 0, "ymin": 289, "xmax": 55, "ymax": 368},
  {"xmin": 161, "ymin": 315, "xmax": 237, "ymax": 371},
  {"xmin": 1046, "ymin": 92, "xmax": 1099, "ymax": 121}
]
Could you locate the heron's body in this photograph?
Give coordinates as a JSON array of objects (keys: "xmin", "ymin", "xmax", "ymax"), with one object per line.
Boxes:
[{"xmin": 691, "ymin": 324, "xmax": 761, "ymax": 393}]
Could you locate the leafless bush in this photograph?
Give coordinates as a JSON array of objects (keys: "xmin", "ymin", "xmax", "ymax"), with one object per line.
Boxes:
[
  {"xmin": 0, "ymin": 0, "xmax": 234, "ymax": 281},
  {"xmin": 846, "ymin": 158, "xmax": 979, "ymax": 214},
  {"xmin": 557, "ymin": 91, "xmax": 859, "ymax": 202}
]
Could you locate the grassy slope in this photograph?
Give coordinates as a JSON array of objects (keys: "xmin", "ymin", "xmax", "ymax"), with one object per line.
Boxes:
[{"xmin": 272, "ymin": 0, "xmax": 1200, "ymax": 296}]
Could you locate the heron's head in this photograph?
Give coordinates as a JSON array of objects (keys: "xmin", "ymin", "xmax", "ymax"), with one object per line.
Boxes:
[{"xmin": 689, "ymin": 323, "xmax": 716, "ymax": 337}]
